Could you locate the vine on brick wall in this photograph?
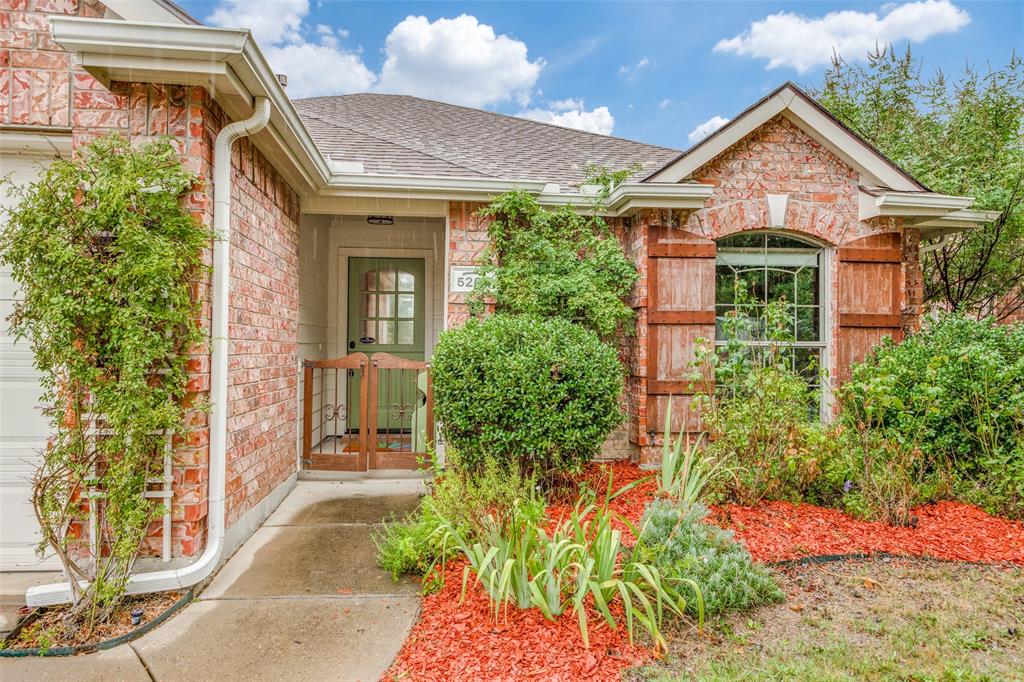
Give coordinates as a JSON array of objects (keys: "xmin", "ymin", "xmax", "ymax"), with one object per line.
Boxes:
[{"xmin": 1, "ymin": 135, "xmax": 210, "ymax": 633}]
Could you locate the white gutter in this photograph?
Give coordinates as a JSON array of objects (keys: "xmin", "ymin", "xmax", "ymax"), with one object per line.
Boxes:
[{"xmin": 26, "ymin": 97, "xmax": 273, "ymax": 607}]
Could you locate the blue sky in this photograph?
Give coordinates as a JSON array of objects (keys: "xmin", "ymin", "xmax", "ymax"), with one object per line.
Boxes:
[{"xmin": 177, "ymin": 1, "xmax": 1023, "ymax": 150}]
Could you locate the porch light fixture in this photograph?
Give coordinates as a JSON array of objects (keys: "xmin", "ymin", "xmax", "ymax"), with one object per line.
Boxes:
[{"xmin": 367, "ymin": 215, "xmax": 394, "ymax": 225}]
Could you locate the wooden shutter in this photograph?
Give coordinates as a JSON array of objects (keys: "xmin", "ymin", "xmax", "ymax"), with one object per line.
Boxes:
[
  {"xmin": 646, "ymin": 228, "xmax": 716, "ymax": 435},
  {"xmin": 836, "ymin": 232, "xmax": 904, "ymax": 383}
]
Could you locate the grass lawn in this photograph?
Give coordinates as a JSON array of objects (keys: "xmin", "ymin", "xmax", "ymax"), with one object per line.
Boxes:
[{"xmin": 635, "ymin": 558, "xmax": 1024, "ymax": 682}]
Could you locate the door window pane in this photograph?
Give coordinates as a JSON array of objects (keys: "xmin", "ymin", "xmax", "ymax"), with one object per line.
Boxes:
[
  {"xmin": 379, "ymin": 268, "xmax": 396, "ymax": 291},
  {"xmin": 360, "ymin": 293, "xmax": 376, "ymax": 317},
  {"xmin": 362, "ymin": 270, "xmax": 377, "ymax": 291},
  {"xmin": 378, "ymin": 294, "xmax": 395, "ymax": 317},
  {"xmin": 359, "ymin": 319, "xmax": 376, "ymax": 342},
  {"xmin": 397, "ymin": 271, "xmax": 415, "ymax": 292},
  {"xmin": 397, "ymin": 294, "xmax": 415, "ymax": 318},
  {"xmin": 377, "ymin": 320, "xmax": 394, "ymax": 345},
  {"xmin": 397, "ymin": 320, "xmax": 415, "ymax": 345}
]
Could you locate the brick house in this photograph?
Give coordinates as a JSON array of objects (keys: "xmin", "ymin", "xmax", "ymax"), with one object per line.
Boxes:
[{"xmin": 0, "ymin": 1, "xmax": 993, "ymax": 603}]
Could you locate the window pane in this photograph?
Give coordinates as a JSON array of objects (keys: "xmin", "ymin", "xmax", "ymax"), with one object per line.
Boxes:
[
  {"xmin": 377, "ymin": 320, "xmax": 394, "ymax": 344},
  {"xmin": 794, "ymin": 347, "xmax": 822, "ymax": 382},
  {"xmin": 379, "ymin": 268, "xmax": 396, "ymax": 291},
  {"xmin": 766, "ymin": 268, "xmax": 796, "ymax": 303},
  {"xmin": 718, "ymin": 232, "xmax": 764, "ymax": 249},
  {"xmin": 715, "ymin": 266, "xmax": 736, "ymax": 304},
  {"xmin": 362, "ymin": 270, "xmax": 377, "ymax": 291},
  {"xmin": 397, "ymin": 293, "xmax": 415, "ymax": 318},
  {"xmin": 796, "ymin": 307, "xmax": 820, "ymax": 341},
  {"xmin": 360, "ymin": 293, "xmax": 377, "ymax": 317},
  {"xmin": 397, "ymin": 271, "xmax": 415, "ymax": 292},
  {"xmin": 378, "ymin": 294, "xmax": 395, "ymax": 318},
  {"xmin": 397, "ymin": 320, "xmax": 414, "ymax": 345},
  {"xmin": 735, "ymin": 269, "xmax": 765, "ymax": 302},
  {"xmin": 359, "ymin": 319, "xmax": 376, "ymax": 342},
  {"xmin": 796, "ymin": 267, "xmax": 819, "ymax": 305}
]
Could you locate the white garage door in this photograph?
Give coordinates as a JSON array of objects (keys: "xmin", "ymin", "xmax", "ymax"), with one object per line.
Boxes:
[{"xmin": 0, "ymin": 132, "xmax": 71, "ymax": 571}]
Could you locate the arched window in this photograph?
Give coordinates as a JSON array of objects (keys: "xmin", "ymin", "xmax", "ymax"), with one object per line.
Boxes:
[{"xmin": 715, "ymin": 231, "xmax": 827, "ymax": 397}]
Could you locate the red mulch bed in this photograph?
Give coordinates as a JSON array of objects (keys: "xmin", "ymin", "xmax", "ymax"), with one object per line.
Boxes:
[{"xmin": 384, "ymin": 462, "xmax": 1024, "ymax": 681}]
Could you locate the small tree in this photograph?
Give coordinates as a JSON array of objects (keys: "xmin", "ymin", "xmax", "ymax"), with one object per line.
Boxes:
[
  {"xmin": 813, "ymin": 47, "xmax": 1024, "ymax": 320},
  {"xmin": 469, "ymin": 167, "xmax": 639, "ymax": 341},
  {"xmin": 1, "ymin": 135, "xmax": 209, "ymax": 633}
]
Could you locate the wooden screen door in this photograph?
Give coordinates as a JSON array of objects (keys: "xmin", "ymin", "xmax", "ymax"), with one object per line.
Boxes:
[{"xmin": 347, "ymin": 257, "xmax": 426, "ymax": 433}]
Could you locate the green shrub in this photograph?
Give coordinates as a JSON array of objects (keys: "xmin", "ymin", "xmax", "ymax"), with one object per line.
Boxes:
[
  {"xmin": 837, "ymin": 313, "xmax": 1024, "ymax": 518},
  {"xmin": 431, "ymin": 314, "xmax": 624, "ymax": 475},
  {"xmin": 374, "ymin": 452, "xmax": 540, "ymax": 583},
  {"xmin": 842, "ymin": 313, "xmax": 1023, "ymax": 466},
  {"xmin": 375, "ymin": 502, "xmax": 451, "ymax": 581},
  {"xmin": 638, "ymin": 499, "xmax": 784, "ymax": 616},
  {"xmin": 691, "ymin": 294, "xmax": 825, "ymax": 505}
]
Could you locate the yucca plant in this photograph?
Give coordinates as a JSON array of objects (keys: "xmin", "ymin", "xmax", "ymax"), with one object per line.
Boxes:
[
  {"xmin": 440, "ymin": 483, "xmax": 704, "ymax": 650},
  {"xmin": 658, "ymin": 399, "xmax": 724, "ymax": 506}
]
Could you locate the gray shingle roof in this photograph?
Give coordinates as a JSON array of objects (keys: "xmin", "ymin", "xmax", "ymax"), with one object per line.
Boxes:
[{"xmin": 293, "ymin": 94, "xmax": 681, "ymax": 186}]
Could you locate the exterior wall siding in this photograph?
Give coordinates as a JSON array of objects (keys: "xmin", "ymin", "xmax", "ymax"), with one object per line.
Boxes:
[{"xmin": 4, "ymin": 0, "xmax": 300, "ymax": 557}]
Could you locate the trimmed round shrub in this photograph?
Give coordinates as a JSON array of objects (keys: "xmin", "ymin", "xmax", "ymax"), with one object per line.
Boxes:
[{"xmin": 431, "ymin": 314, "xmax": 624, "ymax": 474}]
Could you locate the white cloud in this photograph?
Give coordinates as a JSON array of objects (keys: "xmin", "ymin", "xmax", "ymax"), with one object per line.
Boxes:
[
  {"xmin": 714, "ymin": 0, "xmax": 970, "ymax": 73},
  {"xmin": 658, "ymin": 98, "xmax": 672, "ymax": 109},
  {"xmin": 618, "ymin": 56, "xmax": 652, "ymax": 80},
  {"xmin": 264, "ymin": 41, "xmax": 376, "ymax": 99},
  {"xmin": 688, "ymin": 115, "xmax": 730, "ymax": 144},
  {"xmin": 208, "ymin": 0, "xmax": 308, "ymax": 46},
  {"xmin": 519, "ymin": 102, "xmax": 615, "ymax": 136},
  {"xmin": 208, "ymin": 6, "xmax": 543, "ymax": 105},
  {"xmin": 377, "ymin": 14, "xmax": 544, "ymax": 108}
]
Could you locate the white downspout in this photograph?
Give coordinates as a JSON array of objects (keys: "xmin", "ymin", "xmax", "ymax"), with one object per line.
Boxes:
[{"xmin": 27, "ymin": 97, "xmax": 272, "ymax": 607}]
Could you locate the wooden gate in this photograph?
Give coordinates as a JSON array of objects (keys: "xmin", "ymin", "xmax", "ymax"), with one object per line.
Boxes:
[{"xmin": 302, "ymin": 352, "xmax": 433, "ymax": 471}]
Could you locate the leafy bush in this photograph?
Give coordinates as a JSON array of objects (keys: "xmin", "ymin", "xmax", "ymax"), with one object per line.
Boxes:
[
  {"xmin": 431, "ymin": 314, "xmax": 624, "ymax": 475},
  {"xmin": 375, "ymin": 452, "xmax": 540, "ymax": 583},
  {"xmin": 639, "ymin": 499, "xmax": 784, "ymax": 616},
  {"xmin": 842, "ymin": 314, "xmax": 1023, "ymax": 467},
  {"xmin": 471, "ymin": 187, "xmax": 638, "ymax": 341},
  {"xmin": 440, "ymin": 489, "xmax": 701, "ymax": 650},
  {"xmin": 836, "ymin": 313, "xmax": 1024, "ymax": 518},
  {"xmin": 692, "ymin": 296, "xmax": 825, "ymax": 505}
]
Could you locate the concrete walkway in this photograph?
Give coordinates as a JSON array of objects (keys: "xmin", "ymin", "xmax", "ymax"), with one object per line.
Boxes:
[{"xmin": 3, "ymin": 479, "xmax": 425, "ymax": 682}]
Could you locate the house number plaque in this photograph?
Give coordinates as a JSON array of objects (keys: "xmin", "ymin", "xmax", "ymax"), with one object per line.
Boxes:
[{"xmin": 449, "ymin": 266, "xmax": 480, "ymax": 293}]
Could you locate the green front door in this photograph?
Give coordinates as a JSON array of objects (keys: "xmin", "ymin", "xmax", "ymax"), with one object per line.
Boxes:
[{"xmin": 347, "ymin": 257, "xmax": 426, "ymax": 432}]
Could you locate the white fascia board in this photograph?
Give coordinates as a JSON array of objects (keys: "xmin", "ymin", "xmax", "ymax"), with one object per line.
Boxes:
[
  {"xmin": 646, "ymin": 85, "xmax": 922, "ymax": 192},
  {"xmin": 0, "ymin": 129, "xmax": 72, "ymax": 156},
  {"xmin": 917, "ymin": 209, "xmax": 999, "ymax": 237},
  {"xmin": 49, "ymin": 17, "xmax": 330, "ymax": 192},
  {"xmin": 646, "ymin": 94, "xmax": 786, "ymax": 183},
  {"xmin": 101, "ymin": 0, "xmax": 197, "ymax": 25},
  {"xmin": 859, "ymin": 190, "xmax": 975, "ymax": 221}
]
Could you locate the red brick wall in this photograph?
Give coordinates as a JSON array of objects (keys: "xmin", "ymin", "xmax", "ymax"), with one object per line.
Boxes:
[
  {"xmin": 5, "ymin": 0, "xmax": 300, "ymax": 557},
  {"xmin": 446, "ymin": 201, "xmax": 489, "ymax": 327},
  {"xmin": 0, "ymin": 0, "xmax": 107, "ymax": 127}
]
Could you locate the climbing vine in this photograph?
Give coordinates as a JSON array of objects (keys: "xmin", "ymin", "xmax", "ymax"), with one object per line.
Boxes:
[{"xmin": 1, "ymin": 135, "xmax": 210, "ymax": 633}]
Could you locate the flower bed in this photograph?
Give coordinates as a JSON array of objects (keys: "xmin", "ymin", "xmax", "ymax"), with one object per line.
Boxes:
[{"xmin": 385, "ymin": 462, "xmax": 1024, "ymax": 681}]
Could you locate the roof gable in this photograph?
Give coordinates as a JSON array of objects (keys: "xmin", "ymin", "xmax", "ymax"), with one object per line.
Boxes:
[{"xmin": 645, "ymin": 83, "xmax": 926, "ymax": 192}]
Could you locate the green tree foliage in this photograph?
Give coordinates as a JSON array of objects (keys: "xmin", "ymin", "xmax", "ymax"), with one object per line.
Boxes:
[
  {"xmin": 430, "ymin": 314, "xmax": 624, "ymax": 475},
  {"xmin": 469, "ymin": 187, "xmax": 638, "ymax": 341},
  {"xmin": 814, "ymin": 48, "xmax": 1024, "ymax": 319},
  {"xmin": 1, "ymin": 135, "xmax": 210, "ymax": 632}
]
